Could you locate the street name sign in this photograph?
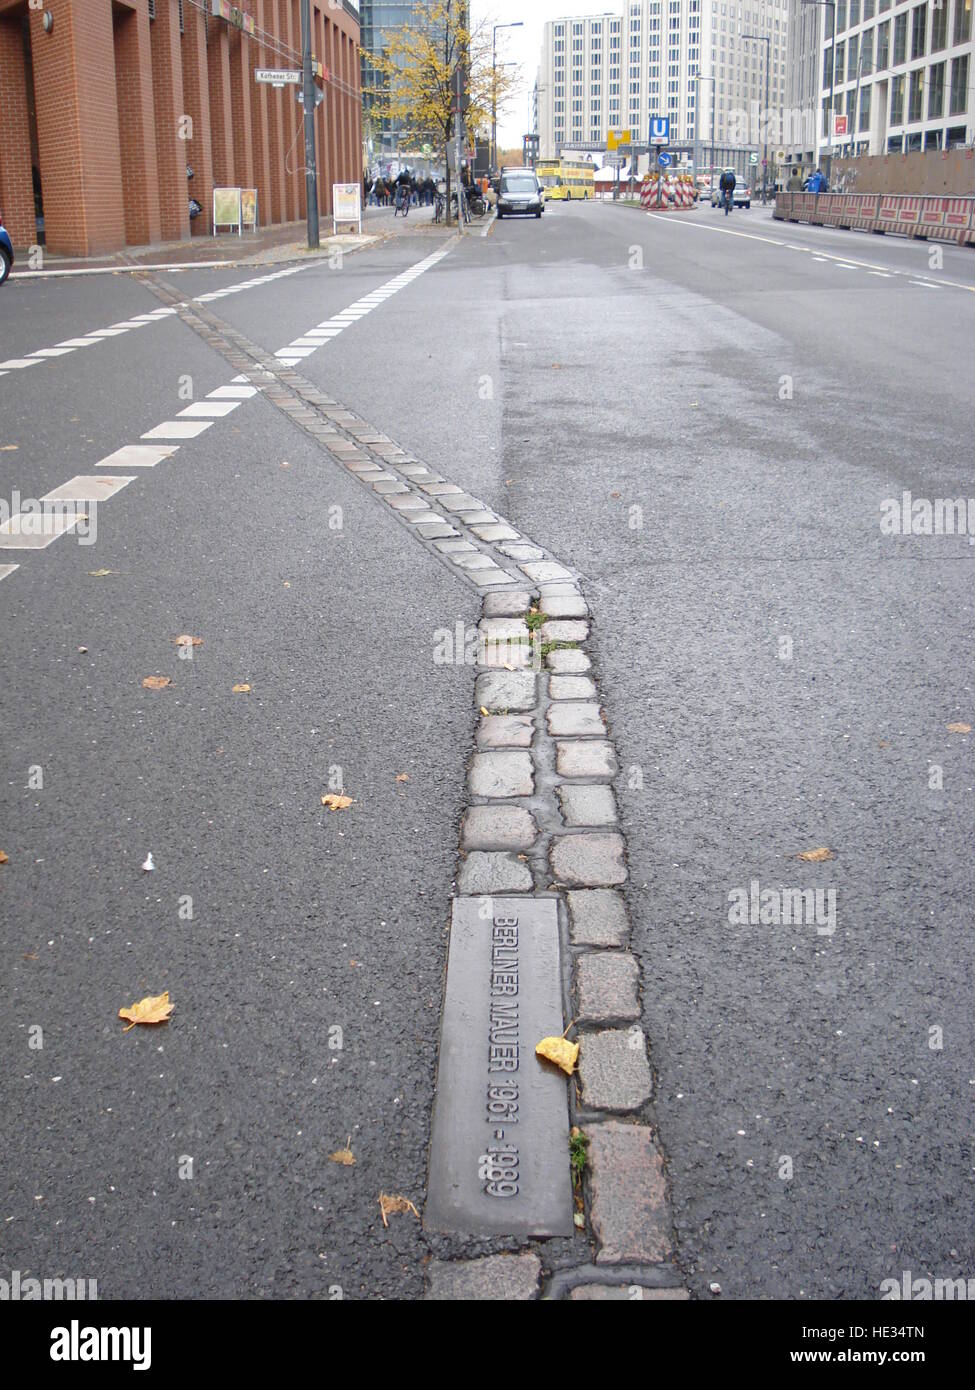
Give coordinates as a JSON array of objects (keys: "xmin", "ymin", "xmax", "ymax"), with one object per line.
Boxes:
[
  {"xmin": 255, "ymin": 69, "xmax": 301, "ymax": 85},
  {"xmin": 425, "ymin": 897, "xmax": 574, "ymax": 1237}
]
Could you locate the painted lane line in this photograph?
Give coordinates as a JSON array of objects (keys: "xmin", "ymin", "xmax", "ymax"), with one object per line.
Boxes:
[
  {"xmin": 177, "ymin": 401, "xmax": 241, "ymax": 418},
  {"xmin": 289, "ymin": 338, "xmax": 329, "ymax": 348},
  {"xmin": 0, "ymin": 563, "xmax": 18, "ymax": 582},
  {"xmin": 207, "ymin": 385, "xmax": 257, "ymax": 399},
  {"xmin": 56, "ymin": 338, "xmax": 105, "ymax": 348},
  {"xmin": 644, "ymin": 210, "xmax": 975, "ymax": 293},
  {"xmin": 142, "ymin": 420, "xmax": 213, "ymax": 439},
  {"xmin": 275, "ymin": 347, "xmax": 316, "ymax": 358},
  {"xmin": 41, "ymin": 476, "xmax": 136, "ymax": 502},
  {"xmin": 88, "ymin": 328, "xmax": 130, "ymax": 338},
  {"xmin": 31, "ymin": 347, "xmax": 76, "ymax": 357},
  {"xmin": 869, "ymin": 271, "xmax": 893, "ymax": 278},
  {"xmin": 96, "ymin": 445, "xmax": 178, "ymax": 468},
  {"xmin": 910, "ymin": 280, "xmax": 941, "ymax": 288},
  {"xmin": 836, "ymin": 263, "xmax": 858, "ymax": 269},
  {"xmin": 0, "ymin": 512, "xmax": 87, "ymax": 549},
  {"xmin": 0, "ymin": 358, "xmax": 43, "ymax": 369}
]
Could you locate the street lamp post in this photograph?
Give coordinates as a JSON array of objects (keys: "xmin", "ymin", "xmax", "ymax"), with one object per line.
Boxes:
[
  {"xmin": 801, "ymin": 0, "xmax": 837, "ymax": 183},
  {"xmin": 741, "ymin": 32, "xmax": 770, "ymax": 203},
  {"xmin": 493, "ymin": 22, "xmax": 523, "ymax": 175}
]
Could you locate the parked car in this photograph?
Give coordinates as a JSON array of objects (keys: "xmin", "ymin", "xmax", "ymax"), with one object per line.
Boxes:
[
  {"xmin": 710, "ymin": 182, "xmax": 751, "ymax": 210},
  {"xmin": 497, "ymin": 169, "xmax": 543, "ymax": 219},
  {"xmin": 0, "ymin": 215, "xmax": 13, "ymax": 285}
]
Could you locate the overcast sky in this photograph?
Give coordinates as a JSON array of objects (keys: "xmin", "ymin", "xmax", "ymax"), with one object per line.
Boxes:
[{"xmin": 473, "ymin": 1, "xmax": 614, "ymax": 149}]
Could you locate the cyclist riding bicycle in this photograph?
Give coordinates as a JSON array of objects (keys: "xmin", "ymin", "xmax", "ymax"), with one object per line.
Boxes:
[
  {"xmin": 394, "ymin": 169, "xmax": 412, "ymax": 217},
  {"xmin": 719, "ymin": 167, "xmax": 736, "ymax": 215}
]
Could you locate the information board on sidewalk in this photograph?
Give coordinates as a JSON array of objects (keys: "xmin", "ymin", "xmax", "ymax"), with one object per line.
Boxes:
[{"xmin": 333, "ymin": 183, "xmax": 362, "ymax": 235}]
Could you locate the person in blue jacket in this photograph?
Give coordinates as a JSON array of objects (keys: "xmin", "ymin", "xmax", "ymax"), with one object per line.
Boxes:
[{"xmin": 804, "ymin": 169, "xmax": 828, "ymax": 194}]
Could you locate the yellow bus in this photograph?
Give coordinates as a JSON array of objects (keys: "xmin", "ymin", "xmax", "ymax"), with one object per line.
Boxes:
[{"xmin": 536, "ymin": 159, "xmax": 595, "ymax": 202}]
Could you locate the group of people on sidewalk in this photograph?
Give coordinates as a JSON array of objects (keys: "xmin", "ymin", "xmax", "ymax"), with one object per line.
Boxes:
[
  {"xmin": 787, "ymin": 168, "xmax": 828, "ymax": 193},
  {"xmin": 364, "ymin": 171, "xmax": 437, "ymax": 209}
]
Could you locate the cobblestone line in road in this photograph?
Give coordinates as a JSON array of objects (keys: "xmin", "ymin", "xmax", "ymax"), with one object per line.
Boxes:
[{"xmin": 135, "ymin": 273, "xmax": 685, "ymax": 1301}]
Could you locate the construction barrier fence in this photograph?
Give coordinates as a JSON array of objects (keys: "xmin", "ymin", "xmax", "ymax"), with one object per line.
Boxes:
[
  {"xmin": 640, "ymin": 172, "xmax": 699, "ymax": 211},
  {"xmin": 773, "ymin": 192, "xmax": 975, "ymax": 245}
]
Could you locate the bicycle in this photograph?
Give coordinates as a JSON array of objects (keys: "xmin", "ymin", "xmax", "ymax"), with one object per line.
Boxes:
[
  {"xmin": 723, "ymin": 187, "xmax": 734, "ymax": 216},
  {"xmin": 434, "ymin": 191, "xmax": 446, "ymax": 223},
  {"xmin": 394, "ymin": 186, "xmax": 410, "ymax": 218}
]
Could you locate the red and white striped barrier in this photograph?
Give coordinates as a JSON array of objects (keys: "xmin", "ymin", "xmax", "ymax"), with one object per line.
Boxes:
[{"xmin": 775, "ymin": 191, "xmax": 975, "ymax": 245}]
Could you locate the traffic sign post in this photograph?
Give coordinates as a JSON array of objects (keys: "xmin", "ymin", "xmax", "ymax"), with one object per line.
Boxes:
[{"xmin": 657, "ymin": 151, "xmax": 671, "ymax": 167}]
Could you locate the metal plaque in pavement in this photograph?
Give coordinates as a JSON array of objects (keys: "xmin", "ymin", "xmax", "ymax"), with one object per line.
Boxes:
[{"xmin": 425, "ymin": 896, "xmax": 573, "ymax": 1237}]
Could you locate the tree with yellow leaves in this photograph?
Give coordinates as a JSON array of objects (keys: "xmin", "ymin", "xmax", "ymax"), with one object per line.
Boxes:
[{"xmin": 369, "ymin": 1, "xmax": 519, "ymax": 225}]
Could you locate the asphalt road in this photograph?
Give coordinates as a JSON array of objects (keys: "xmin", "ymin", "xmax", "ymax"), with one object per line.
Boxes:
[{"xmin": 2, "ymin": 201, "xmax": 973, "ymax": 1299}]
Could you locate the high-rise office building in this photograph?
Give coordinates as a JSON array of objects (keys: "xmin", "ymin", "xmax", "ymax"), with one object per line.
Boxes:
[
  {"xmin": 783, "ymin": 0, "xmax": 973, "ymax": 175},
  {"xmin": 537, "ymin": 2, "xmax": 790, "ymax": 183},
  {"xmin": 360, "ymin": 0, "xmax": 438, "ymax": 163}
]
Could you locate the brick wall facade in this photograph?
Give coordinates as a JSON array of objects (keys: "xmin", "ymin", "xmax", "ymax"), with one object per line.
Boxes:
[{"xmin": 0, "ymin": 0, "xmax": 362, "ymax": 256}]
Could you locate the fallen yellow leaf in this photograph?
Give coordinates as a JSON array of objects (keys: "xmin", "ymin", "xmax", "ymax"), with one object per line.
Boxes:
[
  {"xmin": 378, "ymin": 1193, "xmax": 419, "ymax": 1227},
  {"xmin": 0, "ymin": 850, "xmax": 9, "ymax": 865},
  {"xmin": 172, "ymin": 635, "xmax": 203, "ymax": 648},
  {"xmin": 947, "ymin": 722, "xmax": 971, "ymax": 734},
  {"xmin": 535, "ymin": 1036, "xmax": 580, "ymax": 1076},
  {"xmin": 118, "ymin": 991, "xmax": 174, "ymax": 1032},
  {"xmin": 798, "ymin": 847, "xmax": 835, "ymax": 862},
  {"xmin": 329, "ymin": 1137, "xmax": 356, "ymax": 1167},
  {"xmin": 232, "ymin": 683, "xmax": 251, "ymax": 694},
  {"xmin": 480, "ymin": 707, "xmax": 490, "ymax": 717},
  {"xmin": 142, "ymin": 676, "xmax": 173, "ymax": 690},
  {"xmin": 395, "ymin": 773, "xmax": 410, "ymax": 783},
  {"xmin": 321, "ymin": 794, "xmax": 353, "ymax": 811}
]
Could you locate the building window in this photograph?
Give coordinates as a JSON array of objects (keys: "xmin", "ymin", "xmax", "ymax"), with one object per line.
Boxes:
[
  {"xmin": 955, "ymin": 0, "xmax": 972, "ymax": 43},
  {"xmin": 890, "ymin": 72, "xmax": 905, "ymax": 123},
  {"xmin": 859, "ymin": 82, "xmax": 872, "ymax": 129},
  {"xmin": 931, "ymin": 0, "xmax": 948, "ymax": 48},
  {"xmin": 911, "ymin": 4, "xmax": 927, "ymax": 59},
  {"xmin": 893, "ymin": 13, "xmax": 907, "ymax": 64},
  {"xmin": 928, "ymin": 60, "xmax": 945, "ymax": 118},
  {"xmin": 877, "ymin": 19, "xmax": 889, "ymax": 67},
  {"xmin": 950, "ymin": 52, "xmax": 969, "ymax": 114},
  {"xmin": 908, "ymin": 67, "xmax": 924, "ymax": 120}
]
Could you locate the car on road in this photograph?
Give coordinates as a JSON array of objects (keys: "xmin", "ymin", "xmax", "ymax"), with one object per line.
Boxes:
[
  {"xmin": 497, "ymin": 169, "xmax": 544, "ymax": 220},
  {"xmin": 0, "ymin": 215, "xmax": 13, "ymax": 285},
  {"xmin": 711, "ymin": 182, "xmax": 751, "ymax": 210}
]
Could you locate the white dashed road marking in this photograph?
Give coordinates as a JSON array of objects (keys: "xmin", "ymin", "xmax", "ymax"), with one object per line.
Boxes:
[
  {"xmin": 142, "ymin": 421, "xmax": 213, "ymax": 440},
  {"xmin": 1, "ymin": 243, "xmax": 456, "ymax": 579},
  {"xmin": 96, "ymin": 445, "xmax": 178, "ymax": 468}
]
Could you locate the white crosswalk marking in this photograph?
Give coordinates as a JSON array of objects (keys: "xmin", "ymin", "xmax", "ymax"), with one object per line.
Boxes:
[
  {"xmin": 0, "ymin": 563, "xmax": 18, "ymax": 582},
  {"xmin": 178, "ymin": 401, "xmax": 240, "ymax": 417}
]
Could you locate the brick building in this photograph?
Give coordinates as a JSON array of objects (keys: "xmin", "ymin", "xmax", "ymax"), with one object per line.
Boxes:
[{"xmin": 0, "ymin": 0, "xmax": 363, "ymax": 255}]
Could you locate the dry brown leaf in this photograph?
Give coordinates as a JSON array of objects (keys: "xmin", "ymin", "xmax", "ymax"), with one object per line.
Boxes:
[
  {"xmin": 378, "ymin": 1193, "xmax": 419, "ymax": 1227},
  {"xmin": 0, "ymin": 850, "xmax": 9, "ymax": 865},
  {"xmin": 321, "ymin": 794, "xmax": 353, "ymax": 812},
  {"xmin": 535, "ymin": 1036, "xmax": 580, "ymax": 1076},
  {"xmin": 142, "ymin": 676, "xmax": 173, "ymax": 690},
  {"xmin": 329, "ymin": 1137, "xmax": 355, "ymax": 1167},
  {"xmin": 232, "ymin": 683, "xmax": 251, "ymax": 694},
  {"xmin": 118, "ymin": 991, "xmax": 174, "ymax": 1032},
  {"xmin": 947, "ymin": 722, "xmax": 971, "ymax": 734},
  {"xmin": 797, "ymin": 847, "xmax": 835, "ymax": 862},
  {"xmin": 479, "ymin": 706, "xmax": 490, "ymax": 717},
  {"xmin": 172, "ymin": 635, "xmax": 203, "ymax": 648},
  {"xmin": 395, "ymin": 773, "xmax": 410, "ymax": 783}
]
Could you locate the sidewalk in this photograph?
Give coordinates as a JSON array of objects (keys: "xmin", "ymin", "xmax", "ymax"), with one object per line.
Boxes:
[{"xmin": 12, "ymin": 206, "xmax": 452, "ymax": 277}]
